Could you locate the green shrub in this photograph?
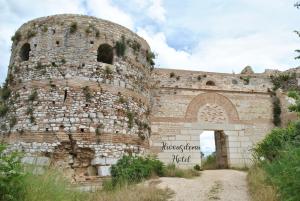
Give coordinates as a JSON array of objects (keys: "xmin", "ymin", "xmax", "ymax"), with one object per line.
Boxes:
[
  {"xmin": 11, "ymin": 31, "xmax": 21, "ymax": 43},
  {"xmin": 193, "ymin": 164, "xmax": 201, "ymax": 171},
  {"xmin": 82, "ymin": 86, "xmax": 92, "ymax": 102},
  {"xmin": 0, "ymin": 104, "xmax": 9, "ymax": 117},
  {"xmin": 146, "ymin": 51, "xmax": 155, "ymax": 67},
  {"xmin": 254, "ymin": 121, "xmax": 300, "ymax": 161},
  {"xmin": 0, "ymin": 87, "xmax": 11, "ymax": 101},
  {"xmin": 201, "ymin": 154, "xmax": 217, "ymax": 170},
  {"xmin": 69, "ymin": 22, "xmax": 77, "ymax": 34},
  {"xmin": 272, "ymin": 96, "xmax": 281, "ymax": 126},
  {"xmin": 26, "ymin": 30, "xmax": 37, "ymax": 39},
  {"xmin": 115, "ymin": 35, "xmax": 126, "ymax": 57},
  {"xmin": 263, "ymin": 146, "xmax": 300, "ymax": 201},
  {"xmin": 110, "ymin": 155, "xmax": 164, "ymax": 186},
  {"xmin": 0, "ymin": 144, "xmax": 25, "ymax": 201},
  {"xmin": 247, "ymin": 164, "xmax": 279, "ymax": 201},
  {"xmin": 28, "ymin": 90, "xmax": 38, "ymax": 102}
]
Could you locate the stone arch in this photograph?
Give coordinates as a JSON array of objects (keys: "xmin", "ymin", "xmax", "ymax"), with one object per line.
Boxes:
[
  {"xmin": 97, "ymin": 43, "xmax": 113, "ymax": 64},
  {"xmin": 20, "ymin": 43, "xmax": 31, "ymax": 61},
  {"xmin": 185, "ymin": 92, "xmax": 239, "ymax": 123}
]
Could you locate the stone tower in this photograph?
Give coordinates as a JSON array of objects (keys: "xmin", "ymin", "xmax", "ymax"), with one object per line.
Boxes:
[{"xmin": 1, "ymin": 14, "xmax": 153, "ymax": 181}]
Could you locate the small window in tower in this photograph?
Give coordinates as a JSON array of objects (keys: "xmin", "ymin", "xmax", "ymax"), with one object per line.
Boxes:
[
  {"xmin": 206, "ymin": 80, "xmax": 216, "ymax": 86},
  {"xmin": 20, "ymin": 43, "xmax": 31, "ymax": 61},
  {"xmin": 52, "ymin": 101, "xmax": 55, "ymax": 105},
  {"xmin": 56, "ymin": 41, "xmax": 60, "ymax": 45},
  {"xmin": 80, "ymin": 128, "xmax": 85, "ymax": 133},
  {"xmin": 45, "ymin": 128, "xmax": 49, "ymax": 132},
  {"xmin": 90, "ymin": 41, "xmax": 94, "ymax": 44},
  {"xmin": 64, "ymin": 89, "xmax": 68, "ymax": 102},
  {"xmin": 97, "ymin": 43, "xmax": 113, "ymax": 64}
]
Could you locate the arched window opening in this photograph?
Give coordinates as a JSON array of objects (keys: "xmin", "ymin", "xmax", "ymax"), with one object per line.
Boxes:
[
  {"xmin": 20, "ymin": 43, "xmax": 31, "ymax": 61},
  {"xmin": 97, "ymin": 44, "xmax": 113, "ymax": 64},
  {"xmin": 206, "ymin": 80, "xmax": 216, "ymax": 86}
]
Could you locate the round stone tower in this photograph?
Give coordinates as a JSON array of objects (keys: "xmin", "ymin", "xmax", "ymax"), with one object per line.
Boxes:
[{"xmin": 2, "ymin": 14, "xmax": 154, "ymax": 181}]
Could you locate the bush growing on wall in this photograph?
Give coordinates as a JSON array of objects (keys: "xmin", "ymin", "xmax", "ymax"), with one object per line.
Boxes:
[{"xmin": 0, "ymin": 144, "xmax": 25, "ymax": 201}]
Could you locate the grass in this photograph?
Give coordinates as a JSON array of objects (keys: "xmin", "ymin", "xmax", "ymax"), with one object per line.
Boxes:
[
  {"xmin": 162, "ymin": 164, "xmax": 200, "ymax": 178},
  {"xmin": 247, "ymin": 164, "xmax": 279, "ymax": 201},
  {"xmin": 20, "ymin": 167, "xmax": 172, "ymax": 201},
  {"xmin": 201, "ymin": 154, "xmax": 217, "ymax": 170},
  {"xmin": 91, "ymin": 183, "xmax": 173, "ymax": 201}
]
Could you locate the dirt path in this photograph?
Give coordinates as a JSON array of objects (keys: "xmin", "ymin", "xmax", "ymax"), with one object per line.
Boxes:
[{"xmin": 156, "ymin": 170, "xmax": 250, "ymax": 201}]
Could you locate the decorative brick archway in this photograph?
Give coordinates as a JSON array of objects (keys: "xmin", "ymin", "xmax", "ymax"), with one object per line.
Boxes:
[{"xmin": 185, "ymin": 93, "xmax": 239, "ymax": 123}]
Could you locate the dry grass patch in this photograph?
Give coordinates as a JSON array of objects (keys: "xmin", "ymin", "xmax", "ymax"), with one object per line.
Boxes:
[
  {"xmin": 247, "ymin": 165, "xmax": 279, "ymax": 201},
  {"xmin": 90, "ymin": 184, "xmax": 173, "ymax": 201},
  {"xmin": 162, "ymin": 164, "xmax": 200, "ymax": 178}
]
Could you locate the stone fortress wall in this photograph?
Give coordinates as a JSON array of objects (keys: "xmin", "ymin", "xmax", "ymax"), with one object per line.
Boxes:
[
  {"xmin": 1, "ymin": 14, "xmax": 153, "ymax": 183},
  {"xmin": 0, "ymin": 14, "xmax": 297, "ymax": 183}
]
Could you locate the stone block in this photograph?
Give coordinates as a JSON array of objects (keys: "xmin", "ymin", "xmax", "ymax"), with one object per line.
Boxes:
[
  {"xmin": 36, "ymin": 157, "xmax": 51, "ymax": 166},
  {"xmin": 91, "ymin": 157, "xmax": 106, "ymax": 165},
  {"xmin": 106, "ymin": 158, "xmax": 118, "ymax": 165},
  {"xmin": 97, "ymin": 166, "xmax": 111, "ymax": 176}
]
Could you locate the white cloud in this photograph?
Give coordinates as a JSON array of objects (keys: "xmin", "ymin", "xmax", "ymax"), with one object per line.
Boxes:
[
  {"xmin": 138, "ymin": 28, "xmax": 299, "ymax": 73},
  {"xmin": 85, "ymin": 0, "xmax": 134, "ymax": 29},
  {"xmin": 0, "ymin": 0, "xmax": 85, "ymax": 84},
  {"xmin": 147, "ymin": 0, "xmax": 166, "ymax": 22}
]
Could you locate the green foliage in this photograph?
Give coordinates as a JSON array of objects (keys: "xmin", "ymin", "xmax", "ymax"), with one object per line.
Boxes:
[
  {"xmin": 270, "ymin": 73, "xmax": 296, "ymax": 91},
  {"xmin": 26, "ymin": 29, "xmax": 37, "ymax": 39},
  {"xmin": 110, "ymin": 155, "xmax": 164, "ymax": 186},
  {"xmin": 126, "ymin": 111, "xmax": 134, "ymax": 129},
  {"xmin": 41, "ymin": 25, "xmax": 48, "ymax": 32},
  {"xmin": 118, "ymin": 96, "xmax": 127, "ymax": 104},
  {"xmin": 262, "ymin": 146, "xmax": 300, "ymax": 201},
  {"xmin": 201, "ymin": 154, "xmax": 217, "ymax": 170},
  {"xmin": 0, "ymin": 104, "xmax": 9, "ymax": 117},
  {"xmin": 288, "ymin": 90, "xmax": 300, "ymax": 115},
  {"xmin": 69, "ymin": 22, "xmax": 77, "ymax": 34},
  {"xmin": 0, "ymin": 87, "xmax": 11, "ymax": 101},
  {"xmin": 254, "ymin": 121, "xmax": 300, "ymax": 161},
  {"xmin": 11, "ymin": 31, "xmax": 21, "ymax": 43},
  {"xmin": 272, "ymin": 96, "xmax": 281, "ymax": 126},
  {"xmin": 146, "ymin": 51, "xmax": 155, "ymax": 67},
  {"xmin": 28, "ymin": 89, "xmax": 38, "ymax": 102},
  {"xmin": 115, "ymin": 35, "xmax": 126, "ymax": 57},
  {"xmin": 104, "ymin": 66, "xmax": 113, "ymax": 78},
  {"xmin": 193, "ymin": 164, "xmax": 201, "ymax": 171},
  {"xmin": 240, "ymin": 76, "xmax": 250, "ymax": 85},
  {"xmin": 127, "ymin": 39, "xmax": 141, "ymax": 54},
  {"xmin": 22, "ymin": 169, "xmax": 87, "ymax": 201},
  {"xmin": 0, "ymin": 144, "xmax": 25, "ymax": 201},
  {"xmin": 82, "ymin": 86, "xmax": 92, "ymax": 102}
]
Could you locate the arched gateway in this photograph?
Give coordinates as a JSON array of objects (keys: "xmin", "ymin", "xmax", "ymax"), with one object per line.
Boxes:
[{"xmin": 150, "ymin": 69, "xmax": 274, "ymax": 169}]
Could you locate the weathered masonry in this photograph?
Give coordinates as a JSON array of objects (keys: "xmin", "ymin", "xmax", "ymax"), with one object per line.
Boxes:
[{"xmin": 0, "ymin": 14, "xmax": 297, "ymax": 183}]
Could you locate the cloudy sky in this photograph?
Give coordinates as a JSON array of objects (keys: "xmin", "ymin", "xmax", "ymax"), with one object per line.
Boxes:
[{"xmin": 0, "ymin": 0, "xmax": 300, "ymax": 84}]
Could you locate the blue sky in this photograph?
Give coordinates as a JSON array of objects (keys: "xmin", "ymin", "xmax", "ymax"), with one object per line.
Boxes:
[{"xmin": 0, "ymin": 0, "xmax": 300, "ymax": 84}]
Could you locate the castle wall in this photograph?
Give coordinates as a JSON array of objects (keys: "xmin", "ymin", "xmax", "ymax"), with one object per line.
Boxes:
[
  {"xmin": 1, "ymin": 14, "xmax": 153, "ymax": 182},
  {"xmin": 150, "ymin": 69, "xmax": 274, "ymax": 168}
]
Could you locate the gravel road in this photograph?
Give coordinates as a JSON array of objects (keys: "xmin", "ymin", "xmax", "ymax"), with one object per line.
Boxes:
[{"xmin": 156, "ymin": 169, "xmax": 250, "ymax": 201}]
